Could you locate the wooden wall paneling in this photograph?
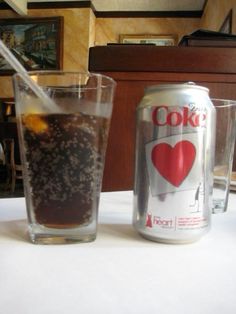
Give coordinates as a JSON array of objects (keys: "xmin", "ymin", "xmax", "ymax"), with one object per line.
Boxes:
[{"xmin": 89, "ymin": 46, "xmax": 236, "ymax": 74}]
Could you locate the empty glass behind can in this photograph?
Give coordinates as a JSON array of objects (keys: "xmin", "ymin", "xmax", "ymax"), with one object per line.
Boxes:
[{"xmin": 133, "ymin": 83, "xmax": 216, "ymax": 244}]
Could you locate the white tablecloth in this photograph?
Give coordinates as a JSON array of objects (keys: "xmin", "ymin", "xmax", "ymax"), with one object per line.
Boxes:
[{"xmin": 0, "ymin": 191, "xmax": 236, "ymax": 314}]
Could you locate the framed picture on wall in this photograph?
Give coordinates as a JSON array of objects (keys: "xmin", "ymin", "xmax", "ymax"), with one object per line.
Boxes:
[
  {"xmin": 119, "ymin": 34, "xmax": 177, "ymax": 46},
  {"xmin": 0, "ymin": 16, "xmax": 63, "ymax": 75}
]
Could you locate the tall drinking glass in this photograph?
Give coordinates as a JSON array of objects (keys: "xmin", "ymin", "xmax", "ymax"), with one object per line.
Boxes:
[
  {"xmin": 13, "ymin": 71, "xmax": 116, "ymax": 244},
  {"xmin": 211, "ymin": 99, "xmax": 236, "ymax": 213}
]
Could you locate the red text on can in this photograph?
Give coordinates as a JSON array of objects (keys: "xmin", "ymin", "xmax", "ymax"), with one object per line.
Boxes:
[{"xmin": 152, "ymin": 106, "xmax": 206, "ymax": 127}]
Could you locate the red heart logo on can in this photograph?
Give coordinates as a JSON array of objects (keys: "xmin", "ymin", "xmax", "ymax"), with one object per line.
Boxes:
[{"xmin": 151, "ymin": 140, "xmax": 196, "ymax": 187}]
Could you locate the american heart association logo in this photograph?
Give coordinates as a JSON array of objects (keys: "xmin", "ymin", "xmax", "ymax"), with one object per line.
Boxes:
[{"xmin": 151, "ymin": 140, "xmax": 196, "ymax": 187}]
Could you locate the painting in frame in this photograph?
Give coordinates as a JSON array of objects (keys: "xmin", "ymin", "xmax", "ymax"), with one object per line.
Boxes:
[
  {"xmin": 119, "ymin": 34, "xmax": 177, "ymax": 46},
  {"xmin": 0, "ymin": 16, "xmax": 63, "ymax": 74}
]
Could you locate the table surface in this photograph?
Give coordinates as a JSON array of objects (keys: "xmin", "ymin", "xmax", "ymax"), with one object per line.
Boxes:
[{"xmin": 0, "ymin": 191, "xmax": 236, "ymax": 314}]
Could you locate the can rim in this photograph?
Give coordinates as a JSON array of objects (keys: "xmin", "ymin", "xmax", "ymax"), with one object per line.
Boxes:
[{"xmin": 145, "ymin": 83, "xmax": 209, "ymax": 93}]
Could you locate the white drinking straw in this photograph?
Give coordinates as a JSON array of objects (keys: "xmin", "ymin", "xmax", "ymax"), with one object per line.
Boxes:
[{"xmin": 0, "ymin": 39, "xmax": 59, "ymax": 111}]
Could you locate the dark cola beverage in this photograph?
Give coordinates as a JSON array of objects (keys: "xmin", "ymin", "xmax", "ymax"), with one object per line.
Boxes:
[
  {"xmin": 133, "ymin": 83, "xmax": 216, "ymax": 243},
  {"xmin": 21, "ymin": 113, "xmax": 109, "ymax": 229}
]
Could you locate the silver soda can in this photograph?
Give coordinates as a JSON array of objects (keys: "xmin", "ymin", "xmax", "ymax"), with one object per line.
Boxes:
[{"xmin": 133, "ymin": 83, "xmax": 216, "ymax": 243}]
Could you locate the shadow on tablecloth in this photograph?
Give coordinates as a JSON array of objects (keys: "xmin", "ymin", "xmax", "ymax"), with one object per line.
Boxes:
[{"xmin": 0, "ymin": 219, "xmax": 29, "ymax": 243}]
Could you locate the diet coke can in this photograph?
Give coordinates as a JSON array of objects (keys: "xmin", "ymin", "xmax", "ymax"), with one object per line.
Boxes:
[{"xmin": 133, "ymin": 83, "xmax": 216, "ymax": 243}]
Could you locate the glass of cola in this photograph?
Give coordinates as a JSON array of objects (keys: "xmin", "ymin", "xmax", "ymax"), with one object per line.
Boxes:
[{"xmin": 13, "ymin": 71, "xmax": 116, "ymax": 244}]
